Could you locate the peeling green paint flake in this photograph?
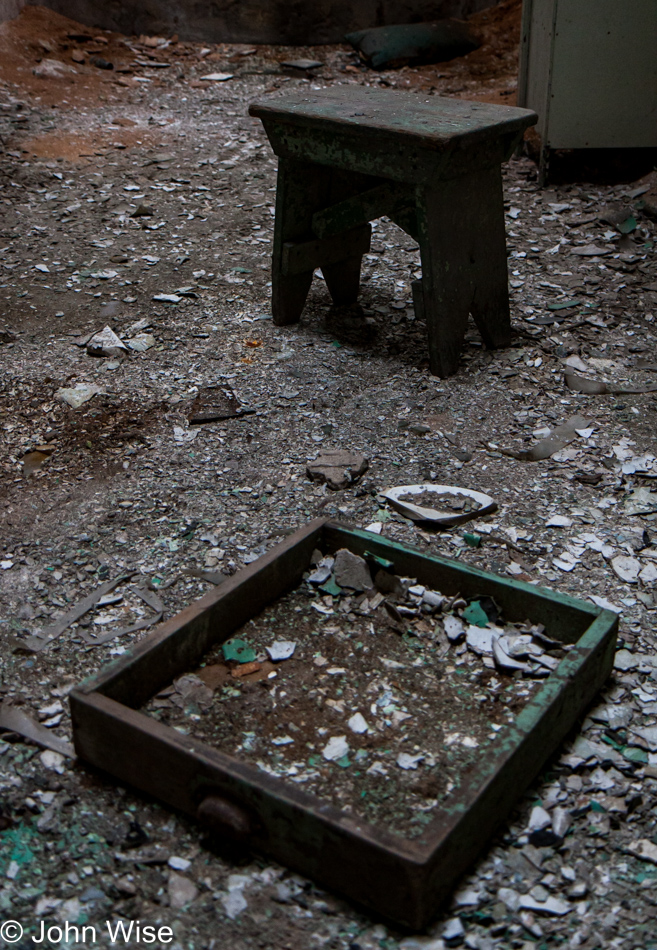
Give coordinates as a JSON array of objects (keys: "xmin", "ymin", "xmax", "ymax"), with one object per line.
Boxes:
[
  {"xmin": 222, "ymin": 639, "xmax": 257, "ymax": 663},
  {"xmin": 622, "ymin": 746, "xmax": 648, "ymax": 765},
  {"xmin": 462, "ymin": 601, "xmax": 490, "ymax": 627},
  {"xmin": 364, "ymin": 549, "xmax": 393, "ymax": 567},
  {"xmin": 0, "ymin": 825, "xmax": 36, "ymax": 875},
  {"xmin": 618, "ymin": 215, "xmax": 637, "ymax": 234},
  {"xmin": 319, "ymin": 576, "xmax": 342, "ymax": 597},
  {"xmin": 463, "ymin": 532, "xmax": 482, "ymax": 548}
]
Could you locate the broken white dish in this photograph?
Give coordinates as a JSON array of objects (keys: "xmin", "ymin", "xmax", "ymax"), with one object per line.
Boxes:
[{"xmin": 382, "ymin": 484, "xmax": 496, "ymax": 526}]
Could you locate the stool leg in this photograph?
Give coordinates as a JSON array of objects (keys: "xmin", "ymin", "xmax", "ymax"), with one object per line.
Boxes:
[
  {"xmin": 415, "ymin": 167, "xmax": 511, "ymax": 378},
  {"xmin": 468, "ymin": 166, "xmax": 512, "ymax": 352},
  {"xmin": 271, "ymin": 158, "xmax": 327, "ymax": 326},
  {"xmin": 321, "ymin": 254, "xmax": 363, "ymax": 306}
]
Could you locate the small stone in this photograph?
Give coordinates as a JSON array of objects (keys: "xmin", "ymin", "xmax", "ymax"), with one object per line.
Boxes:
[
  {"xmin": 614, "ymin": 649, "xmax": 638, "ymax": 671},
  {"xmin": 87, "ymin": 326, "xmax": 127, "ymax": 358},
  {"xmin": 519, "ymin": 911, "xmax": 543, "ymax": 939},
  {"xmin": 306, "ymin": 450, "xmax": 369, "ymax": 490},
  {"xmin": 266, "ymin": 641, "xmax": 296, "ymax": 662},
  {"xmin": 497, "ymin": 887, "xmax": 520, "ymax": 912},
  {"xmin": 453, "ymin": 887, "xmax": 480, "ymax": 907},
  {"xmin": 200, "ymin": 72, "xmax": 234, "ymax": 81},
  {"xmin": 80, "ymin": 886, "xmax": 105, "ymax": 903},
  {"xmin": 153, "ymin": 292, "xmax": 181, "ymax": 302},
  {"xmin": 423, "ymin": 590, "xmax": 444, "ymax": 609},
  {"xmin": 348, "ymin": 712, "xmax": 369, "ymax": 734},
  {"xmin": 493, "ymin": 638, "xmax": 530, "ymax": 673},
  {"xmin": 281, "ymin": 58, "xmax": 323, "ymax": 70},
  {"xmin": 518, "ymin": 894, "xmax": 571, "ymax": 916},
  {"xmin": 442, "ymin": 916, "xmax": 465, "ymax": 945},
  {"xmin": 593, "ymin": 703, "xmax": 633, "ymax": 729},
  {"xmin": 444, "ymin": 615, "xmax": 465, "ymax": 643},
  {"xmin": 551, "ymin": 806, "xmax": 571, "ymax": 839},
  {"xmin": 221, "ymin": 888, "xmax": 247, "ymax": 918},
  {"xmin": 408, "ymin": 584, "xmax": 426, "ymax": 597},
  {"xmin": 273, "ymin": 882, "xmax": 292, "ymax": 903},
  {"xmin": 168, "ymin": 871, "xmax": 198, "ymax": 910},
  {"xmin": 174, "ymin": 673, "xmax": 214, "ymax": 708},
  {"xmin": 528, "ymin": 805, "xmax": 552, "ymax": 832},
  {"xmin": 399, "ymin": 939, "xmax": 446, "ymax": 950},
  {"xmin": 34, "ymin": 58, "xmax": 77, "ymax": 78},
  {"xmin": 38, "ymin": 701, "xmax": 63, "ymax": 719},
  {"xmin": 397, "ymin": 752, "xmax": 424, "ymax": 770},
  {"xmin": 127, "ymin": 332, "xmax": 155, "ymax": 352},
  {"xmin": 57, "ymin": 383, "xmax": 102, "ymax": 409},
  {"xmin": 39, "ymin": 750, "xmax": 65, "ymax": 773},
  {"xmin": 566, "ymin": 882, "xmax": 588, "ymax": 900},
  {"xmin": 546, "ymin": 514, "xmax": 573, "ymax": 527},
  {"xmin": 571, "ymin": 244, "xmax": 610, "ymax": 257},
  {"xmin": 35, "ymin": 896, "xmax": 62, "ymax": 916},
  {"xmin": 611, "ymin": 555, "xmax": 641, "ymax": 583},
  {"xmin": 58, "ymin": 897, "xmax": 82, "ymax": 922},
  {"xmin": 530, "ymin": 884, "xmax": 549, "ymax": 902},
  {"xmin": 627, "ymin": 839, "xmax": 657, "ymax": 864},
  {"xmin": 168, "ymin": 855, "xmax": 191, "ymax": 872},
  {"xmin": 323, "ymin": 735, "xmax": 349, "ymax": 761},
  {"xmin": 590, "ymin": 594, "xmax": 622, "ymax": 613},
  {"xmin": 631, "ymin": 725, "xmax": 657, "ymax": 751},
  {"xmin": 466, "ymin": 625, "xmax": 495, "ymax": 655},
  {"xmin": 333, "ymin": 549, "xmax": 373, "ymax": 591},
  {"xmin": 115, "ymin": 876, "xmax": 137, "ymax": 896},
  {"xmin": 307, "ymin": 557, "xmax": 334, "ymax": 584}
]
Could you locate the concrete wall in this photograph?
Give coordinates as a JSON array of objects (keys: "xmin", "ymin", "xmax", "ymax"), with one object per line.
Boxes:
[
  {"xmin": 0, "ymin": 0, "xmax": 497, "ymax": 44},
  {"xmin": 0, "ymin": 0, "xmax": 25, "ymax": 22}
]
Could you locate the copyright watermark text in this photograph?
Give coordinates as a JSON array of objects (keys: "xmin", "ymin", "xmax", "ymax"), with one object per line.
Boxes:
[
  {"xmin": 0, "ymin": 921, "xmax": 22, "ymax": 944},
  {"xmin": 1, "ymin": 920, "xmax": 174, "ymax": 945}
]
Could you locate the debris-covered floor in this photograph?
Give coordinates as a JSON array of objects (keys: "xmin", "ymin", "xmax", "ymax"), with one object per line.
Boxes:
[{"xmin": 2, "ymin": 3, "xmax": 657, "ymax": 948}]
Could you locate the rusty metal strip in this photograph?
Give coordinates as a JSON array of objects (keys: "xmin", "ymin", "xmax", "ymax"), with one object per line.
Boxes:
[
  {"xmin": 0, "ymin": 704, "xmax": 75, "ymax": 758},
  {"xmin": 80, "ymin": 587, "xmax": 164, "ymax": 648},
  {"xmin": 23, "ymin": 575, "xmax": 132, "ymax": 653}
]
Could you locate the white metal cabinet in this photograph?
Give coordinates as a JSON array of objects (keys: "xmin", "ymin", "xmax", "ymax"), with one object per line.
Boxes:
[{"xmin": 518, "ymin": 0, "xmax": 657, "ymax": 175}]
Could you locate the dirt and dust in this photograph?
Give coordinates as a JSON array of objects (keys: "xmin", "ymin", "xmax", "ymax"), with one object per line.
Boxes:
[
  {"xmin": 397, "ymin": 491, "xmax": 481, "ymax": 511},
  {"xmin": 1, "ymin": 2, "xmax": 657, "ymax": 948},
  {"xmin": 144, "ymin": 556, "xmax": 555, "ymax": 839}
]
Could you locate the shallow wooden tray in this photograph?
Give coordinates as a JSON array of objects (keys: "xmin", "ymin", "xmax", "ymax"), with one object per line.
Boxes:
[{"xmin": 70, "ymin": 519, "xmax": 617, "ymax": 929}]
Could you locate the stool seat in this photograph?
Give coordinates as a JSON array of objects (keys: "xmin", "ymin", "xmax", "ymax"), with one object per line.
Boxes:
[{"xmin": 249, "ymin": 88, "xmax": 537, "ymax": 377}]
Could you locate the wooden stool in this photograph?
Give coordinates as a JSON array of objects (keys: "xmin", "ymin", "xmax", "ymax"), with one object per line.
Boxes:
[{"xmin": 249, "ymin": 88, "xmax": 536, "ymax": 377}]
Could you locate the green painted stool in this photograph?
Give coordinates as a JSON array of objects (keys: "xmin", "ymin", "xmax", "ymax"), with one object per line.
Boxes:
[{"xmin": 249, "ymin": 88, "xmax": 537, "ymax": 377}]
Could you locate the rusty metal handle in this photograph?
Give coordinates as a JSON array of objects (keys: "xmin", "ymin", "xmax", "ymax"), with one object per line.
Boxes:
[{"xmin": 196, "ymin": 795, "xmax": 251, "ymax": 842}]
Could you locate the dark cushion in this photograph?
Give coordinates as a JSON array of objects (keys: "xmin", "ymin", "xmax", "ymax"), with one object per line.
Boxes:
[{"xmin": 345, "ymin": 20, "xmax": 480, "ymax": 71}]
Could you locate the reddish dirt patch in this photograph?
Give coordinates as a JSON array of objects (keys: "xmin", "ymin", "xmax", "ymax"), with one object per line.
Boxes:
[
  {"xmin": 0, "ymin": 5, "xmax": 141, "ymax": 108},
  {"xmin": 21, "ymin": 125, "xmax": 164, "ymax": 162},
  {"xmin": 395, "ymin": 0, "xmax": 522, "ymax": 105}
]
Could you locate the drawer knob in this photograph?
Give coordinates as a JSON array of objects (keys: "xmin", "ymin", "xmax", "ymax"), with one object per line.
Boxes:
[{"xmin": 197, "ymin": 796, "xmax": 251, "ymax": 841}]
